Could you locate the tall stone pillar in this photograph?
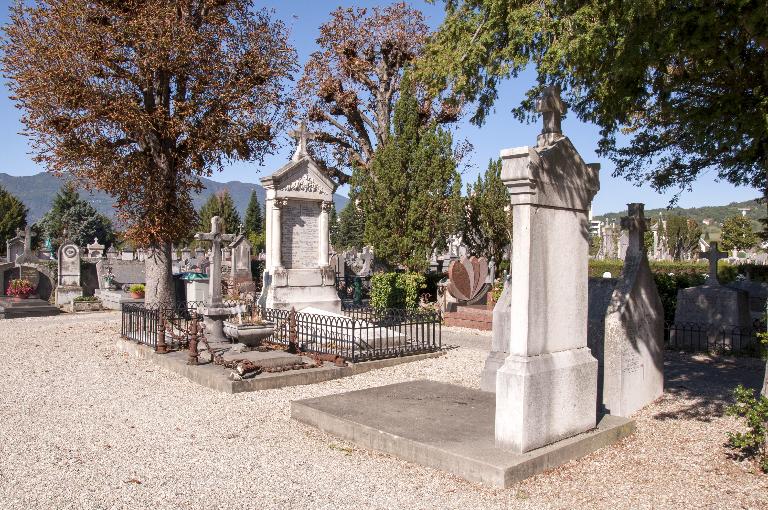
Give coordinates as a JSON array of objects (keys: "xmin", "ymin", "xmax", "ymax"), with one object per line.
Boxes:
[
  {"xmin": 495, "ymin": 86, "xmax": 600, "ymax": 453},
  {"xmin": 272, "ymin": 198, "xmax": 285, "ymax": 270},
  {"xmin": 318, "ymin": 201, "xmax": 331, "ymax": 266}
]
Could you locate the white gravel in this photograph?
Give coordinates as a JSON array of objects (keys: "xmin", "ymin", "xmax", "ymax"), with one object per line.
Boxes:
[{"xmin": 0, "ymin": 313, "xmax": 766, "ymax": 509}]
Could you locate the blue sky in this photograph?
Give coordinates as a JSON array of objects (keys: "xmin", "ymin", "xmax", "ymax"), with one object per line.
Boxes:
[{"xmin": 0, "ymin": 0, "xmax": 759, "ymax": 215}]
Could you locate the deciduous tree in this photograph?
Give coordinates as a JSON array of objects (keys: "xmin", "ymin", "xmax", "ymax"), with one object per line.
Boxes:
[
  {"xmin": 721, "ymin": 215, "xmax": 759, "ymax": 252},
  {"xmin": 664, "ymin": 215, "xmax": 702, "ymax": 261},
  {"xmin": 2, "ymin": 0, "xmax": 295, "ymax": 305}
]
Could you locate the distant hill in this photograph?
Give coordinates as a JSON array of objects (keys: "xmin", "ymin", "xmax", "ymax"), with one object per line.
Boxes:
[
  {"xmin": 0, "ymin": 172, "xmax": 349, "ymax": 225},
  {"xmin": 595, "ymin": 199, "xmax": 764, "ymax": 229}
]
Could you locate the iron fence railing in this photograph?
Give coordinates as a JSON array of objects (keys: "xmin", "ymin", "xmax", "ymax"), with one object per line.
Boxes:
[
  {"xmin": 665, "ymin": 322, "xmax": 763, "ymax": 356},
  {"xmin": 120, "ymin": 301, "xmax": 442, "ymax": 362}
]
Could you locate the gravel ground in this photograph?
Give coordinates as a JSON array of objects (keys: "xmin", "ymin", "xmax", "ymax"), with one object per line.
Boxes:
[{"xmin": 1, "ymin": 314, "xmax": 766, "ymax": 510}]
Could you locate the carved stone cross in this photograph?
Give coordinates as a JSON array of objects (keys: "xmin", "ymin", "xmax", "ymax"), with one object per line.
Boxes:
[
  {"xmin": 620, "ymin": 203, "xmax": 647, "ymax": 255},
  {"xmin": 703, "ymin": 242, "xmax": 727, "ymax": 285},
  {"xmin": 536, "ymin": 85, "xmax": 567, "ymax": 140},
  {"xmin": 22, "ymin": 225, "xmax": 35, "ymax": 254},
  {"xmin": 194, "ymin": 216, "xmax": 235, "ymax": 305},
  {"xmin": 289, "ymin": 120, "xmax": 317, "ymax": 161}
]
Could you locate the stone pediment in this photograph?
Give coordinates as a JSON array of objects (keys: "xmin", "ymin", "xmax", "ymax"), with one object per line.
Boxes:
[{"xmin": 261, "ymin": 156, "xmax": 335, "ymax": 199}]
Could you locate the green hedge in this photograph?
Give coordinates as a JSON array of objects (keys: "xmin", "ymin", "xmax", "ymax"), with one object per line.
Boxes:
[{"xmin": 370, "ymin": 272, "xmax": 426, "ymax": 309}]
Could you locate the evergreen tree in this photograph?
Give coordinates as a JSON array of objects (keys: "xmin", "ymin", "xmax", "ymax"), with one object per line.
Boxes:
[
  {"xmin": 354, "ymin": 73, "xmax": 462, "ymax": 271},
  {"xmin": 664, "ymin": 215, "xmax": 702, "ymax": 261},
  {"xmin": 328, "ymin": 203, "xmax": 339, "ymax": 250},
  {"xmin": 462, "ymin": 158, "xmax": 512, "ymax": 263},
  {"xmin": 334, "ymin": 201, "xmax": 365, "ymax": 251},
  {"xmin": 243, "ymin": 191, "xmax": 263, "ymax": 236},
  {"xmin": 0, "ymin": 184, "xmax": 27, "ymax": 256},
  {"xmin": 37, "ymin": 183, "xmax": 114, "ymax": 252},
  {"xmin": 197, "ymin": 190, "xmax": 241, "ymax": 235},
  {"xmin": 721, "ymin": 215, "xmax": 759, "ymax": 252}
]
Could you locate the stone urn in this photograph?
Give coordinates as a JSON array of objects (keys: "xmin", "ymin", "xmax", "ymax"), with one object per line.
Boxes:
[{"xmin": 222, "ymin": 321, "xmax": 275, "ymax": 348}]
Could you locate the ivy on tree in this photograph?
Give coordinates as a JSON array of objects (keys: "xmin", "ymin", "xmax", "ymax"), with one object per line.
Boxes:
[
  {"xmin": 353, "ymin": 73, "xmax": 462, "ymax": 271},
  {"xmin": 0, "ymin": 184, "xmax": 27, "ymax": 257}
]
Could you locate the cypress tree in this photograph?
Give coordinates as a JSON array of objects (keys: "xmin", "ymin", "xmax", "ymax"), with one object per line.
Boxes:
[
  {"xmin": 243, "ymin": 190, "xmax": 263, "ymax": 236},
  {"xmin": 0, "ymin": 184, "xmax": 28, "ymax": 256},
  {"xmin": 197, "ymin": 189, "xmax": 241, "ymax": 235}
]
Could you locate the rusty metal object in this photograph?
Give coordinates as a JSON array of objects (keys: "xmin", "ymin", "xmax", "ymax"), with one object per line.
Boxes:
[
  {"xmin": 187, "ymin": 319, "xmax": 199, "ymax": 365},
  {"xmin": 287, "ymin": 307, "xmax": 299, "ymax": 354},
  {"xmin": 311, "ymin": 353, "xmax": 347, "ymax": 367},
  {"xmin": 213, "ymin": 354, "xmax": 318, "ymax": 380},
  {"xmin": 156, "ymin": 313, "xmax": 168, "ymax": 354}
]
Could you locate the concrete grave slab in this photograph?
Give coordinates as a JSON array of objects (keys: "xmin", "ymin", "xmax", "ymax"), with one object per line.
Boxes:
[{"xmin": 291, "ymin": 380, "xmax": 634, "ymax": 488}]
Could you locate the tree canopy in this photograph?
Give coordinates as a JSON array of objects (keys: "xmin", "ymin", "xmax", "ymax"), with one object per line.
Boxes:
[
  {"xmin": 0, "ymin": 184, "xmax": 27, "ymax": 256},
  {"xmin": 353, "ymin": 74, "xmax": 462, "ymax": 271},
  {"xmin": 197, "ymin": 190, "xmax": 241, "ymax": 236},
  {"xmin": 663, "ymin": 214, "xmax": 702, "ymax": 261},
  {"xmin": 243, "ymin": 191, "xmax": 263, "ymax": 237},
  {"xmin": 721, "ymin": 215, "xmax": 759, "ymax": 252},
  {"xmin": 462, "ymin": 158, "xmax": 512, "ymax": 264},
  {"xmin": 421, "ymin": 1, "xmax": 768, "ymax": 197},
  {"xmin": 333, "ymin": 202, "xmax": 365, "ymax": 252}
]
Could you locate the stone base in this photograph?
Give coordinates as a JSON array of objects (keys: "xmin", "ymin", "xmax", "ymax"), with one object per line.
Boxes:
[
  {"xmin": 443, "ymin": 305, "xmax": 492, "ymax": 330},
  {"xmin": 95, "ymin": 289, "xmax": 144, "ymax": 310},
  {"xmin": 55, "ymin": 285, "xmax": 83, "ymax": 306},
  {"xmin": 264, "ymin": 283, "xmax": 341, "ymax": 314},
  {"xmin": 496, "ymin": 347, "xmax": 597, "ymax": 453},
  {"xmin": 291, "ymin": 380, "xmax": 633, "ymax": 488},
  {"xmin": 0, "ymin": 296, "xmax": 61, "ymax": 319},
  {"xmin": 480, "ymin": 350, "xmax": 507, "ymax": 392}
]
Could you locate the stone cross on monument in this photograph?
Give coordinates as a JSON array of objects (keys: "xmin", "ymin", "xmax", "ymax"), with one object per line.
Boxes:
[
  {"xmin": 620, "ymin": 203, "xmax": 647, "ymax": 255},
  {"xmin": 194, "ymin": 216, "xmax": 235, "ymax": 306},
  {"xmin": 22, "ymin": 225, "xmax": 35, "ymax": 255},
  {"xmin": 289, "ymin": 120, "xmax": 318, "ymax": 162},
  {"xmin": 535, "ymin": 85, "xmax": 567, "ymax": 146},
  {"xmin": 704, "ymin": 242, "xmax": 727, "ymax": 285}
]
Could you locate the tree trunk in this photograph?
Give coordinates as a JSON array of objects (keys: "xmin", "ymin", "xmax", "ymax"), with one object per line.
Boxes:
[{"xmin": 145, "ymin": 241, "xmax": 174, "ymax": 307}]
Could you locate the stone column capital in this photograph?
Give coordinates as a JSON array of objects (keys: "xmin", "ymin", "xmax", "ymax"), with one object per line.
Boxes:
[{"xmin": 274, "ymin": 198, "xmax": 288, "ymax": 209}]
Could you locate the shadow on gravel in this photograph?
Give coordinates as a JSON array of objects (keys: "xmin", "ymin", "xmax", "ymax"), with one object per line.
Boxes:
[{"xmin": 653, "ymin": 353, "xmax": 766, "ymax": 422}]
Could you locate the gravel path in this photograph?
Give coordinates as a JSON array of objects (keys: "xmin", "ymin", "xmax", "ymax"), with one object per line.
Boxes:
[{"xmin": 0, "ymin": 313, "xmax": 766, "ymax": 509}]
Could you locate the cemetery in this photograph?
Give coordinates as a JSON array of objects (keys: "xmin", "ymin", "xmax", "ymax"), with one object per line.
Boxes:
[{"xmin": 0, "ymin": 2, "xmax": 767, "ymax": 509}]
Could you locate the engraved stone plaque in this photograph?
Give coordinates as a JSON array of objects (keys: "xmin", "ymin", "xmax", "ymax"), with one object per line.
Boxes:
[{"xmin": 281, "ymin": 200, "xmax": 319, "ymax": 269}]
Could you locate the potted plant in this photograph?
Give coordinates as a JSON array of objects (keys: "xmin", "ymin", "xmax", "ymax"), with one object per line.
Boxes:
[
  {"xmin": 223, "ymin": 306, "xmax": 275, "ymax": 348},
  {"xmin": 129, "ymin": 284, "xmax": 145, "ymax": 299},
  {"xmin": 7, "ymin": 279, "xmax": 34, "ymax": 299},
  {"xmin": 70, "ymin": 295, "xmax": 102, "ymax": 312}
]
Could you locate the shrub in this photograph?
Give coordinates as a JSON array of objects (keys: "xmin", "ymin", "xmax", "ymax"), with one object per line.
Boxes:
[
  {"xmin": 370, "ymin": 272, "xmax": 426, "ymax": 309},
  {"xmin": 73, "ymin": 295, "xmax": 99, "ymax": 303},
  {"xmin": 129, "ymin": 283, "xmax": 145, "ymax": 294},
  {"xmin": 726, "ymin": 385, "xmax": 768, "ymax": 473}
]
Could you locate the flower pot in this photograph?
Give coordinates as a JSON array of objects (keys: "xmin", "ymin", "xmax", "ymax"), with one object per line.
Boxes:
[
  {"xmin": 222, "ymin": 321, "xmax": 275, "ymax": 347},
  {"xmin": 130, "ymin": 291, "xmax": 145, "ymax": 299}
]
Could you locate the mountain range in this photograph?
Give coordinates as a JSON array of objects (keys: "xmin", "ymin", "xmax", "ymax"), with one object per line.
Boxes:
[{"xmin": 0, "ymin": 172, "xmax": 350, "ymax": 225}]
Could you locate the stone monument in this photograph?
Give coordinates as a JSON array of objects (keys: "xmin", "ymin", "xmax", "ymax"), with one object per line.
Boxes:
[
  {"xmin": 86, "ymin": 237, "xmax": 105, "ymax": 258},
  {"xmin": 229, "ymin": 232, "xmax": 254, "ymax": 291},
  {"xmin": 587, "ymin": 204, "xmax": 664, "ymax": 417},
  {"xmin": 6, "ymin": 229, "xmax": 24, "ymax": 263},
  {"xmin": 55, "ymin": 242, "xmax": 83, "ymax": 305},
  {"xmin": 480, "ymin": 272, "xmax": 511, "ymax": 391},
  {"xmin": 195, "ymin": 216, "xmax": 236, "ymax": 341},
  {"xmin": 260, "ymin": 121, "xmax": 340, "ymax": 313},
  {"xmin": 672, "ymin": 242, "xmax": 752, "ymax": 348},
  {"xmin": 495, "ymin": 86, "xmax": 600, "ymax": 453}
]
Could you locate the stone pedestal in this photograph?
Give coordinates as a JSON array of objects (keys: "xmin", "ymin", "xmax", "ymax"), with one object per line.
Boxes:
[
  {"xmin": 480, "ymin": 275, "xmax": 511, "ymax": 392},
  {"xmin": 495, "ymin": 87, "xmax": 600, "ymax": 454},
  {"xmin": 55, "ymin": 285, "xmax": 83, "ymax": 307}
]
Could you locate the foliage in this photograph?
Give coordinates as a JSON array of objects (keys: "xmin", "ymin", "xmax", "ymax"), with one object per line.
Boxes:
[
  {"xmin": 243, "ymin": 191, "xmax": 263, "ymax": 237},
  {"xmin": 298, "ymin": 3, "xmax": 456, "ymax": 181},
  {"xmin": 726, "ymin": 385, "xmax": 768, "ymax": 473},
  {"xmin": 370, "ymin": 271, "xmax": 426, "ymax": 309},
  {"xmin": 7, "ymin": 278, "xmax": 34, "ymax": 298},
  {"xmin": 129, "ymin": 284, "xmax": 145, "ymax": 294},
  {"xmin": 721, "ymin": 215, "xmax": 759, "ymax": 252},
  {"xmin": 421, "ymin": 1, "xmax": 768, "ymax": 199},
  {"xmin": 2, "ymin": 1, "xmax": 296, "ymax": 247},
  {"xmin": 73, "ymin": 295, "xmax": 99, "ymax": 303},
  {"xmin": 197, "ymin": 190, "xmax": 241, "ymax": 236},
  {"xmin": 462, "ymin": 158, "xmax": 512, "ymax": 263},
  {"xmin": 354, "ymin": 73, "xmax": 462, "ymax": 271},
  {"xmin": 589, "ymin": 234, "xmax": 602, "ymax": 258},
  {"xmin": 328, "ymin": 203, "xmax": 339, "ymax": 250},
  {"xmin": 333, "ymin": 201, "xmax": 365, "ymax": 251},
  {"xmin": 0, "ymin": 183, "xmax": 27, "ymax": 256},
  {"xmin": 247, "ymin": 232, "xmax": 266, "ymax": 255},
  {"xmin": 664, "ymin": 215, "xmax": 702, "ymax": 261},
  {"xmin": 37, "ymin": 183, "xmax": 114, "ymax": 253}
]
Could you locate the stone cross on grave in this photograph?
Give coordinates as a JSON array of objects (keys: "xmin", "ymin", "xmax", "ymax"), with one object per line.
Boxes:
[
  {"xmin": 289, "ymin": 120, "xmax": 318, "ymax": 162},
  {"xmin": 704, "ymin": 242, "xmax": 727, "ymax": 286},
  {"xmin": 620, "ymin": 203, "xmax": 647, "ymax": 256},
  {"xmin": 194, "ymin": 216, "xmax": 235, "ymax": 306},
  {"xmin": 536, "ymin": 85, "xmax": 567, "ymax": 146},
  {"xmin": 22, "ymin": 226, "xmax": 35, "ymax": 255}
]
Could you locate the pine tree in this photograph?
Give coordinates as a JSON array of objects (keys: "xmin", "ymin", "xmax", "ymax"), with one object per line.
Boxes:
[
  {"xmin": 197, "ymin": 189, "xmax": 241, "ymax": 235},
  {"xmin": 37, "ymin": 183, "xmax": 114, "ymax": 252},
  {"xmin": 243, "ymin": 191, "xmax": 263, "ymax": 236},
  {"xmin": 463, "ymin": 159, "xmax": 512, "ymax": 263},
  {"xmin": 355, "ymin": 73, "xmax": 461, "ymax": 271},
  {"xmin": 334, "ymin": 201, "xmax": 365, "ymax": 251},
  {"xmin": 721, "ymin": 215, "xmax": 759, "ymax": 252},
  {"xmin": 0, "ymin": 184, "xmax": 27, "ymax": 256}
]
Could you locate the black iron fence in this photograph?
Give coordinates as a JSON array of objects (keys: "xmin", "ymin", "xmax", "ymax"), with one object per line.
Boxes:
[
  {"xmin": 665, "ymin": 322, "xmax": 764, "ymax": 356},
  {"xmin": 335, "ymin": 274, "xmax": 372, "ymax": 304},
  {"xmin": 121, "ymin": 301, "xmax": 441, "ymax": 363}
]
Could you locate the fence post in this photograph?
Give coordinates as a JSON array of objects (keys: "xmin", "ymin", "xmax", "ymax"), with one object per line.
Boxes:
[
  {"xmin": 156, "ymin": 310, "xmax": 168, "ymax": 354},
  {"xmin": 288, "ymin": 307, "xmax": 298, "ymax": 354}
]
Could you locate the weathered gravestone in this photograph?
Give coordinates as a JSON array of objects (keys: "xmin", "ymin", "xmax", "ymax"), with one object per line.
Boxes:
[
  {"xmin": 587, "ymin": 204, "xmax": 664, "ymax": 417},
  {"xmin": 55, "ymin": 242, "xmax": 83, "ymax": 305},
  {"xmin": 86, "ymin": 237, "xmax": 105, "ymax": 258},
  {"xmin": 260, "ymin": 121, "xmax": 340, "ymax": 313},
  {"xmin": 6, "ymin": 229, "xmax": 24, "ymax": 263},
  {"xmin": 229, "ymin": 233, "xmax": 253, "ymax": 292},
  {"xmin": 495, "ymin": 86, "xmax": 601, "ymax": 453},
  {"xmin": 195, "ymin": 216, "xmax": 236, "ymax": 341},
  {"xmin": 0, "ymin": 226, "xmax": 59, "ymax": 318},
  {"xmin": 94, "ymin": 258, "xmax": 146, "ymax": 310},
  {"xmin": 480, "ymin": 273, "xmax": 511, "ymax": 391},
  {"xmin": 672, "ymin": 242, "xmax": 752, "ymax": 349}
]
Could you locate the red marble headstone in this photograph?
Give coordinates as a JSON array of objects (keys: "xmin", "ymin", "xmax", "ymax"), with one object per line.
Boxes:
[{"xmin": 447, "ymin": 259, "xmax": 471, "ymax": 301}]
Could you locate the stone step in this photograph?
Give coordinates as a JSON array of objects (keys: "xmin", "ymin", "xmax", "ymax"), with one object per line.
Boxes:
[{"xmin": 444, "ymin": 317, "xmax": 492, "ymax": 331}]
